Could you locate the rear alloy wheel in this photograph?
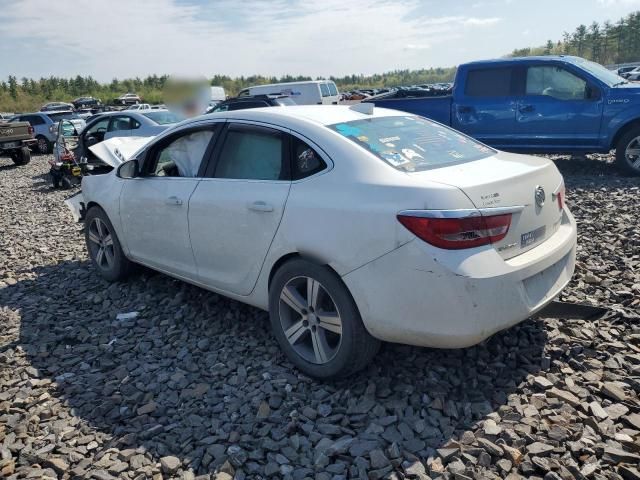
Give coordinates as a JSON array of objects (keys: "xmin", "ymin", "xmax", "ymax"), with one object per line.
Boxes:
[
  {"xmin": 85, "ymin": 207, "xmax": 133, "ymax": 281},
  {"xmin": 36, "ymin": 135, "xmax": 51, "ymax": 154},
  {"xmin": 269, "ymin": 259, "xmax": 379, "ymax": 378},
  {"xmin": 616, "ymin": 127, "xmax": 640, "ymax": 176}
]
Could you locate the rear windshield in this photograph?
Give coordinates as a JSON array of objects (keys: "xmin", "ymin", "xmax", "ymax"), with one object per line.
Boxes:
[
  {"xmin": 47, "ymin": 111, "xmax": 80, "ymax": 122},
  {"xmin": 329, "ymin": 116, "xmax": 495, "ymax": 172},
  {"xmin": 142, "ymin": 111, "xmax": 182, "ymax": 125}
]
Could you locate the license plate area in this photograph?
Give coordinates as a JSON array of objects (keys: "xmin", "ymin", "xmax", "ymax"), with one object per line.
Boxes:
[
  {"xmin": 1, "ymin": 141, "xmax": 19, "ymax": 148},
  {"xmin": 521, "ymin": 225, "xmax": 546, "ymax": 248}
]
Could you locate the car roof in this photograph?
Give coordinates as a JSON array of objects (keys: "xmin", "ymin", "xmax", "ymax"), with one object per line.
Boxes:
[
  {"xmin": 463, "ymin": 55, "xmax": 589, "ymax": 66},
  {"xmin": 195, "ymin": 105, "xmax": 407, "ymax": 128}
]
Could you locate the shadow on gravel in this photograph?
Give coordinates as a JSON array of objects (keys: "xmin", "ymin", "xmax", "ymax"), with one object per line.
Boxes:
[
  {"xmin": 3, "ymin": 259, "xmax": 549, "ymax": 475},
  {"xmin": 0, "ymin": 162, "xmax": 19, "ymax": 172}
]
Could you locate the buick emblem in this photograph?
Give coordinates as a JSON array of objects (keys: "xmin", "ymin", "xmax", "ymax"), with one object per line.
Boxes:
[{"xmin": 534, "ymin": 185, "xmax": 546, "ymax": 207}]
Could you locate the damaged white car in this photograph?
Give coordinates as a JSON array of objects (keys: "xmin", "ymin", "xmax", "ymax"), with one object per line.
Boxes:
[{"xmin": 77, "ymin": 105, "xmax": 577, "ymax": 378}]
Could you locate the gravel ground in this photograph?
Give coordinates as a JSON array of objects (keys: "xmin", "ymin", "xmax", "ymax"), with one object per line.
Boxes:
[{"xmin": 0, "ymin": 153, "xmax": 639, "ymax": 480}]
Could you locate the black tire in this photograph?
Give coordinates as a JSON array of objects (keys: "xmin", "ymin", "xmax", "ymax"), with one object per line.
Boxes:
[
  {"xmin": 85, "ymin": 206, "xmax": 133, "ymax": 282},
  {"xmin": 60, "ymin": 176, "xmax": 73, "ymax": 190},
  {"xmin": 269, "ymin": 258, "xmax": 380, "ymax": 379},
  {"xmin": 615, "ymin": 126, "xmax": 640, "ymax": 176},
  {"xmin": 35, "ymin": 135, "xmax": 51, "ymax": 154},
  {"xmin": 50, "ymin": 172, "xmax": 60, "ymax": 188},
  {"xmin": 12, "ymin": 146, "xmax": 31, "ymax": 165}
]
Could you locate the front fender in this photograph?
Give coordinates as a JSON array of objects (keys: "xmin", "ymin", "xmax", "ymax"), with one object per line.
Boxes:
[{"xmin": 605, "ymin": 106, "xmax": 640, "ymax": 148}]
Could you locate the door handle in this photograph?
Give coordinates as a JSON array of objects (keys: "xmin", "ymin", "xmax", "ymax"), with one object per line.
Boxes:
[
  {"xmin": 248, "ymin": 201, "xmax": 274, "ymax": 212},
  {"xmin": 165, "ymin": 196, "xmax": 183, "ymax": 206},
  {"xmin": 519, "ymin": 104, "xmax": 535, "ymax": 113},
  {"xmin": 458, "ymin": 105, "xmax": 474, "ymax": 113}
]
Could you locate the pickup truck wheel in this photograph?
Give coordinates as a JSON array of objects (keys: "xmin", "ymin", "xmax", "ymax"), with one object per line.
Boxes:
[
  {"xmin": 35, "ymin": 135, "xmax": 51, "ymax": 154},
  {"xmin": 12, "ymin": 147, "xmax": 31, "ymax": 165},
  {"xmin": 616, "ymin": 128, "xmax": 640, "ymax": 176},
  {"xmin": 269, "ymin": 259, "xmax": 380, "ymax": 379},
  {"xmin": 85, "ymin": 207, "xmax": 133, "ymax": 282}
]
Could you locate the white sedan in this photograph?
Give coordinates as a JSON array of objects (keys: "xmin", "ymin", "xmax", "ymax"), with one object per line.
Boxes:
[{"xmin": 79, "ymin": 105, "xmax": 577, "ymax": 378}]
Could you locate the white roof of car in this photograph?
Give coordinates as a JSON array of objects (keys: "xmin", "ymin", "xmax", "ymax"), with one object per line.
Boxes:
[{"xmin": 199, "ymin": 105, "xmax": 404, "ymax": 127}]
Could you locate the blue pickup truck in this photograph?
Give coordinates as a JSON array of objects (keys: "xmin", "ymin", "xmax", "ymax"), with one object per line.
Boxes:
[{"xmin": 367, "ymin": 56, "xmax": 640, "ymax": 175}]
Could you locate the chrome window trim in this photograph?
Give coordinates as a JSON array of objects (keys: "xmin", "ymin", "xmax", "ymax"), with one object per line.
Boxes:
[{"xmin": 398, "ymin": 205, "xmax": 526, "ymax": 219}]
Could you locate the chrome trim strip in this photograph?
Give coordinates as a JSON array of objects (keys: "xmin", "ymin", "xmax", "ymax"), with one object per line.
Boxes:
[{"xmin": 398, "ymin": 205, "xmax": 526, "ymax": 219}]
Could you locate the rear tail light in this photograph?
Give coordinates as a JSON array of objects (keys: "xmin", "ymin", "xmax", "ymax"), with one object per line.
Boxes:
[
  {"xmin": 49, "ymin": 124, "xmax": 56, "ymax": 134},
  {"xmin": 397, "ymin": 213, "xmax": 512, "ymax": 250},
  {"xmin": 28, "ymin": 126, "xmax": 34, "ymax": 135},
  {"xmin": 556, "ymin": 182, "xmax": 566, "ymax": 210}
]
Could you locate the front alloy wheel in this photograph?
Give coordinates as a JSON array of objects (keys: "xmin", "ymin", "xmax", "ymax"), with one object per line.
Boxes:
[
  {"xmin": 279, "ymin": 276, "xmax": 343, "ymax": 364},
  {"xmin": 87, "ymin": 217, "xmax": 115, "ymax": 271},
  {"xmin": 615, "ymin": 127, "xmax": 640, "ymax": 176},
  {"xmin": 84, "ymin": 207, "xmax": 133, "ymax": 281}
]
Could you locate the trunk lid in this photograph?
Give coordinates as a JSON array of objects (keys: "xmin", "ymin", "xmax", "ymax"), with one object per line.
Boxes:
[{"xmin": 410, "ymin": 151, "xmax": 564, "ymax": 259}]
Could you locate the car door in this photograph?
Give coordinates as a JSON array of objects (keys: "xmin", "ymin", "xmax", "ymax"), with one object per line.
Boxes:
[
  {"xmin": 188, "ymin": 122, "xmax": 291, "ymax": 295},
  {"xmin": 105, "ymin": 115, "xmax": 133, "ymax": 140},
  {"xmin": 453, "ymin": 66, "xmax": 518, "ymax": 147},
  {"xmin": 119, "ymin": 125, "xmax": 219, "ymax": 278},
  {"xmin": 516, "ymin": 64, "xmax": 604, "ymax": 148}
]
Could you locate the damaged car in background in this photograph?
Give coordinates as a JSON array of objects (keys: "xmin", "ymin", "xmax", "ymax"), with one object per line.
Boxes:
[
  {"xmin": 50, "ymin": 110, "xmax": 182, "ymax": 189},
  {"xmin": 71, "ymin": 104, "xmax": 577, "ymax": 378}
]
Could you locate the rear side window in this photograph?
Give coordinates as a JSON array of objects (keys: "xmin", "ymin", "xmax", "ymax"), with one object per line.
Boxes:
[
  {"xmin": 214, "ymin": 126, "xmax": 286, "ymax": 180},
  {"xmin": 291, "ymin": 137, "xmax": 326, "ymax": 180},
  {"xmin": 26, "ymin": 115, "xmax": 45, "ymax": 125},
  {"xmin": 329, "ymin": 115, "xmax": 495, "ymax": 172},
  {"xmin": 465, "ymin": 68, "xmax": 513, "ymax": 97}
]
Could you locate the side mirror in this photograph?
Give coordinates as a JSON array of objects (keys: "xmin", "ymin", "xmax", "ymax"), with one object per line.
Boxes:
[{"xmin": 117, "ymin": 159, "xmax": 140, "ymax": 179}]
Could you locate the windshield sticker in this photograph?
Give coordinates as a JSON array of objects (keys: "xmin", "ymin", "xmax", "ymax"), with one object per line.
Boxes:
[
  {"xmin": 357, "ymin": 135, "xmax": 369, "ymax": 142},
  {"xmin": 335, "ymin": 123, "xmax": 362, "ymax": 137},
  {"xmin": 447, "ymin": 150, "xmax": 464, "ymax": 159},
  {"xmin": 381, "ymin": 151, "xmax": 410, "ymax": 167},
  {"xmin": 379, "ymin": 136, "xmax": 400, "ymax": 143},
  {"xmin": 402, "ymin": 148, "xmax": 423, "ymax": 161}
]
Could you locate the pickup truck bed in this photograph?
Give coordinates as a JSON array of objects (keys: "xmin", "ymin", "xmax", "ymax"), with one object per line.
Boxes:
[{"xmin": 0, "ymin": 121, "xmax": 35, "ymax": 165}]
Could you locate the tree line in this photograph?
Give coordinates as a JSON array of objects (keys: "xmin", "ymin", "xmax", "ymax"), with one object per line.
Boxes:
[
  {"xmin": 510, "ymin": 10, "xmax": 640, "ymax": 65},
  {"xmin": 0, "ymin": 68, "xmax": 455, "ymax": 113}
]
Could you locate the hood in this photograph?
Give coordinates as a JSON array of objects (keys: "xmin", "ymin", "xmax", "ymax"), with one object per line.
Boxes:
[{"xmin": 89, "ymin": 136, "xmax": 154, "ymax": 168}]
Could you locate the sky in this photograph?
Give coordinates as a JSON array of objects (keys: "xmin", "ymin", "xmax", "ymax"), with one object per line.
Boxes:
[{"xmin": 1, "ymin": 0, "xmax": 640, "ymax": 82}]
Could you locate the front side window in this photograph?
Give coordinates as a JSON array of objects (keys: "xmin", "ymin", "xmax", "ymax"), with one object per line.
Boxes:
[
  {"xmin": 465, "ymin": 68, "xmax": 513, "ymax": 97},
  {"xmin": 214, "ymin": 127, "xmax": 284, "ymax": 180},
  {"xmin": 526, "ymin": 66, "xmax": 588, "ymax": 100},
  {"xmin": 320, "ymin": 83, "xmax": 331, "ymax": 97},
  {"xmin": 86, "ymin": 117, "xmax": 109, "ymax": 135},
  {"xmin": 150, "ymin": 130, "xmax": 215, "ymax": 178},
  {"xmin": 329, "ymin": 115, "xmax": 495, "ymax": 172},
  {"xmin": 328, "ymin": 82, "xmax": 339, "ymax": 96}
]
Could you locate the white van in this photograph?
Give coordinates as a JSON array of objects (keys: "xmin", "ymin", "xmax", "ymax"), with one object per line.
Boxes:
[{"xmin": 238, "ymin": 81, "xmax": 340, "ymax": 105}]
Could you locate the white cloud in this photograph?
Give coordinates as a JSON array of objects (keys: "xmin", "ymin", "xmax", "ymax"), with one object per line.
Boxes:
[{"xmin": 0, "ymin": 0, "xmax": 507, "ymax": 80}]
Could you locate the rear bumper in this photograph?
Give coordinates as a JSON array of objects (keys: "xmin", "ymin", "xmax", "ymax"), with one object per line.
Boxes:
[
  {"xmin": 0, "ymin": 138, "xmax": 36, "ymax": 150},
  {"xmin": 343, "ymin": 208, "xmax": 577, "ymax": 348}
]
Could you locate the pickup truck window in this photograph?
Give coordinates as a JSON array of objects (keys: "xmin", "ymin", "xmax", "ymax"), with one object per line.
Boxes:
[
  {"xmin": 329, "ymin": 116, "xmax": 495, "ymax": 172},
  {"xmin": 526, "ymin": 66, "xmax": 587, "ymax": 100},
  {"xmin": 465, "ymin": 68, "xmax": 513, "ymax": 97}
]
